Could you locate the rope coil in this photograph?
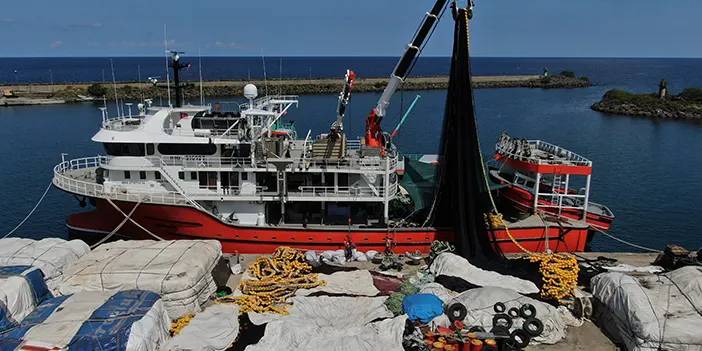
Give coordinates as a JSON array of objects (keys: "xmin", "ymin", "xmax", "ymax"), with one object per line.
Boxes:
[
  {"xmin": 224, "ymin": 247, "xmax": 324, "ymax": 314},
  {"xmin": 484, "ymin": 212, "xmax": 579, "ymax": 301}
]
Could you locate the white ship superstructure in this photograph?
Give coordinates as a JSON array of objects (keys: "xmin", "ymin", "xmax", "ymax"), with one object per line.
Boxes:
[{"xmin": 55, "ymin": 83, "xmax": 399, "ymax": 228}]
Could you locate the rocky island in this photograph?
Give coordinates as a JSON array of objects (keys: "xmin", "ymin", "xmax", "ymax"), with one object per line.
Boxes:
[{"xmin": 592, "ymin": 82, "xmax": 702, "ymax": 120}]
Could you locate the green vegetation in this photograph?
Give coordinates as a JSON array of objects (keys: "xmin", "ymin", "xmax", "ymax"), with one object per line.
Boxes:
[
  {"xmin": 592, "ymin": 88, "xmax": 702, "ymax": 120},
  {"xmin": 87, "ymin": 83, "xmax": 107, "ymax": 97},
  {"xmin": 601, "ymin": 89, "xmax": 658, "ymax": 104},
  {"xmin": 679, "ymin": 88, "xmax": 702, "ymax": 102},
  {"xmin": 560, "ymin": 70, "xmax": 576, "ymax": 78}
]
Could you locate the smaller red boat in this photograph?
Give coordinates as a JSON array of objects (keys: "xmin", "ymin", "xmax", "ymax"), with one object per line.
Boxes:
[{"xmin": 489, "ymin": 133, "xmax": 615, "ymax": 232}]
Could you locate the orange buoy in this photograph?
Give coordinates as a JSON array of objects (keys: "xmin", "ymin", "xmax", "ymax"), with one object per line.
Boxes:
[{"xmin": 483, "ymin": 339, "xmax": 498, "ymax": 351}]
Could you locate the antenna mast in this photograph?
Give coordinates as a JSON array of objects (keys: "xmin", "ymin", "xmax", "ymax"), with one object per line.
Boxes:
[
  {"xmin": 164, "ymin": 24, "xmax": 172, "ymax": 107},
  {"xmin": 137, "ymin": 64, "xmax": 144, "ymax": 102},
  {"xmin": 110, "ymin": 59, "xmax": 119, "ymax": 116},
  {"xmin": 198, "ymin": 49, "xmax": 204, "ymax": 106},
  {"xmin": 261, "ymin": 53, "xmax": 268, "ymax": 97}
]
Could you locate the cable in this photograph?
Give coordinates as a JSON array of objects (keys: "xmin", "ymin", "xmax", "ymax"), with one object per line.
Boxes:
[
  {"xmin": 105, "ymin": 198, "xmax": 165, "ymax": 241},
  {"xmin": 590, "ymin": 226, "xmax": 662, "ymax": 253},
  {"xmin": 90, "ymin": 200, "xmax": 142, "ymax": 249},
  {"xmin": 2, "ymin": 181, "xmax": 53, "ymax": 239}
]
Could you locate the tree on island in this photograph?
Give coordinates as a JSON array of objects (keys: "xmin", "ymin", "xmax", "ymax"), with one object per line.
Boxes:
[
  {"xmin": 679, "ymin": 88, "xmax": 702, "ymax": 102},
  {"xmin": 87, "ymin": 83, "xmax": 107, "ymax": 97},
  {"xmin": 560, "ymin": 70, "xmax": 576, "ymax": 78}
]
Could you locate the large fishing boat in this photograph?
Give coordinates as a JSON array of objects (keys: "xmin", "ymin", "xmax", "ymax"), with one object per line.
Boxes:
[{"xmin": 52, "ymin": 0, "xmax": 608, "ymax": 254}]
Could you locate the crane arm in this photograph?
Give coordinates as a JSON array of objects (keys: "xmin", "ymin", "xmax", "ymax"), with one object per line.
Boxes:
[
  {"xmin": 365, "ymin": 0, "xmax": 448, "ymax": 148},
  {"xmin": 332, "ymin": 69, "xmax": 357, "ymax": 132},
  {"xmin": 374, "ymin": 0, "xmax": 448, "ymax": 119}
]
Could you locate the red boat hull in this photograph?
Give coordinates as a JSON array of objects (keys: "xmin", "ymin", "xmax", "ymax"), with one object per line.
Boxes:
[
  {"xmin": 67, "ymin": 200, "xmax": 591, "ymax": 254},
  {"xmin": 497, "ymin": 184, "xmax": 613, "ymax": 231}
]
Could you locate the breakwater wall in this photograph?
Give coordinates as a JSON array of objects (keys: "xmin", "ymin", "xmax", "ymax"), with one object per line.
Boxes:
[{"xmin": 2, "ymin": 74, "xmax": 590, "ymax": 104}]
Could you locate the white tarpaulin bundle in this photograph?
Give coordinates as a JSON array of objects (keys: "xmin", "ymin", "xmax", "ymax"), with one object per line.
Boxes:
[
  {"xmin": 0, "ymin": 290, "xmax": 170, "ymax": 351},
  {"xmin": 163, "ymin": 304, "xmax": 240, "ymax": 351},
  {"xmin": 426, "ymin": 285, "xmax": 568, "ymax": 345},
  {"xmin": 296, "ymin": 270, "xmax": 380, "ymax": 297},
  {"xmin": 0, "ymin": 238, "xmax": 89, "ymax": 290},
  {"xmin": 245, "ymin": 296, "xmax": 407, "ymax": 351},
  {"xmin": 429, "ymin": 253, "xmax": 539, "ymax": 295},
  {"xmin": 58, "ymin": 240, "xmax": 222, "ymax": 319},
  {"xmin": 0, "ymin": 266, "xmax": 50, "ymax": 332},
  {"xmin": 591, "ymin": 266, "xmax": 702, "ymax": 351}
]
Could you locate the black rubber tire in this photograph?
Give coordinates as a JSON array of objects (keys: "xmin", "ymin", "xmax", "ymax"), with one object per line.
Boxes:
[
  {"xmin": 492, "ymin": 313, "xmax": 513, "ymax": 329},
  {"xmin": 468, "ymin": 325, "xmax": 485, "ymax": 333},
  {"xmin": 446, "ymin": 303, "xmax": 468, "ymax": 322},
  {"xmin": 502, "ymin": 339, "xmax": 521, "ymax": 351},
  {"xmin": 493, "ymin": 301, "xmax": 506, "ymax": 313},
  {"xmin": 507, "ymin": 307, "xmax": 520, "ymax": 319},
  {"xmin": 510, "ymin": 329, "xmax": 531, "ymax": 348},
  {"xmin": 519, "ymin": 303, "xmax": 537, "ymax": 319},
  {"xmin": 490, "ymin": 325, "xmax": 510, "ymax": 337},
  {"xmin": 523, "ymin": 317, "xmax": 544, "ymax": 337}
]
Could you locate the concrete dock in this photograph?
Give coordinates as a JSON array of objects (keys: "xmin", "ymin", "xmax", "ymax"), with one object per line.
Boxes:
[{"xmin": 225, "ymin": 251, "xmax": 661, "ymax": 350}]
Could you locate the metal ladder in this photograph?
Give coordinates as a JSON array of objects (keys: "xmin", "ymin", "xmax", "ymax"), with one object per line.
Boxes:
[
  {"xmin": 551, "ymin": 174, "xmax": 566, "ymax": 215},
  {"xmin": 157, "ymin": 160, "xmax": 208, "ymax": 212}
]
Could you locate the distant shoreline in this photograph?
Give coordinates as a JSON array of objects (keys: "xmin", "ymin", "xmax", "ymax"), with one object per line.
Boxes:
[{"xmin": 1, "ymin": 74, "xmax": 590, "ymax": 106}]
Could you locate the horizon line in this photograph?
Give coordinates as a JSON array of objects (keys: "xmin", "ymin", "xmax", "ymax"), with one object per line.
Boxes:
[{"xmin": 1, "ymin": 55, "xmax": 702, "ymax": 60}]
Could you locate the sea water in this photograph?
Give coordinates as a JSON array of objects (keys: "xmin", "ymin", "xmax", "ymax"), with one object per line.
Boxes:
[{"xmin": 1, "ymin": 57, "xmax": 701, "ymax": 251}]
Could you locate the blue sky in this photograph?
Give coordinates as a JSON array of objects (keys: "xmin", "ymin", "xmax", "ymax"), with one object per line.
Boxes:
[{"xmin": 0, "ymin": 0, "xmax": 700, "ymax": 57}]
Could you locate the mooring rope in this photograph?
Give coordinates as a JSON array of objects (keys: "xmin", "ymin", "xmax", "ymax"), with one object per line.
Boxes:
[
  {"xmin": 590, "ymin": 226, "xmax": 662, "ymax": 253},
  {"xmin": 105, "ymin": 198, "xmax": 165, "ymax": 241},
  {"xmin": 2, "ymin": 181, "xmax": 53, "ymax": 239},
  {"xmin": 90, "ymin": 200, "xmax": 142, "ymax": 248}
]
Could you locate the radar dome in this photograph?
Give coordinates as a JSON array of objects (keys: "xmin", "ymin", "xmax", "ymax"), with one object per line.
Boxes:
[{"xmin": 244, "ymin": 84, "xmax": 258, "ymax": 100}]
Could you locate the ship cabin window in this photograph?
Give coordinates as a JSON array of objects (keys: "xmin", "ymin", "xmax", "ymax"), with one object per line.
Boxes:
[
  {"xmin": 198, "ymin": 171, "xmax": 218, "ymax": 190},
  {"xmin": 157, "ymin": 143, "xmax": 217, "ymax": 156},
  {"xmin": 139, "ymin": 171, "xmax": 146, "ymax": 180},
  {"xmin": 104, "ymin": 143, "xmax": 146, "ymax": 157},
  {"xmin": 155, "ymin": 172, "xmax": 162, "ymax": 180},
  {"xmin": 241, "ymin": 172, "xmax": 248, "ymax": 181},
  {"xmin": 337, "ymin": 173, "xmax": 349, "ymax": 187},
  {"xmin": 221, "ymin": 144, "xmax": 251, "ymax": 158},
  {"xmin": 124, "ymin": 171, "xmax": 131, "ymax": 179},
  {"xmin": 178, "ymin": 172, "xmax": 185, "ymax": 180},
  {"xmin": 146, "ymin": 144, "xmax": 155, "ymax": 155},
  {"xmin": 190, "ymin": 172, "xmax": 197, "ymax": 180}
]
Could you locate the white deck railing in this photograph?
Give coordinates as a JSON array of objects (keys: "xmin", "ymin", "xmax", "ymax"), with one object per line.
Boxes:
[
  {"xmin": 55, "ymin": 156, "xmax": 397, "ymax": 204},
  {"xmin": 496, "ymin": 139, "xmax": 592, "ymax": 167},
  {"xmin": 101, "ymin": 154, "xmax": 397, "ymax": 173},
  {"xmin": 53, "ymin": 156, "xmax": 190, "ymax": 206}
]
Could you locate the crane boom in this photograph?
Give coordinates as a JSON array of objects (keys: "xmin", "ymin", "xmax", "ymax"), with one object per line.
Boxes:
[
  {"xmin": 332, "ymin": 69, "xmax": 357, "ymax": 133},
  {"xmin": 365, "ymin": 0, "xmax": 449, "ymax": 148},
  {"xmin": 375, "ymin": 0, "xmax": 448, "ymax": 118}
]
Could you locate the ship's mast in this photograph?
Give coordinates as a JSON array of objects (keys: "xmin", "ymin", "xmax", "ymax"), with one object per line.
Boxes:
[
  {"xmin": 364, "ymin": 0, "xmax": 448, "ymax": 148},
  {"xmin": 169, "ymin": 51, "xmax": 190, "ymax": 108}
]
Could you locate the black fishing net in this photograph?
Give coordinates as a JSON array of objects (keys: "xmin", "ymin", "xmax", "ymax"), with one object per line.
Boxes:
[{"xmin": 430, "ymin": 7, "xmax": 497, "ymax": 261}]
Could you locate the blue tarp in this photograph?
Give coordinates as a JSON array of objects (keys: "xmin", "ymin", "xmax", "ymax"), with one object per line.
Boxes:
[
  {"xmin": 70, "ymin": 290, "xmax": 161, "ymax": 351},
  {"xmin": 0, "ymin": 295, "xmax": 69, "ymax": 350},
  {"xmin": 402, "ymin": 293, "xmax": 444, "ymax": 323},
  {"xmin": 0, "ymin": 290, "xmax": 160, "ymax": 351},
  {"xmin": 0, "ymin": 265, "xmax": 51, "ymax": 332}
]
